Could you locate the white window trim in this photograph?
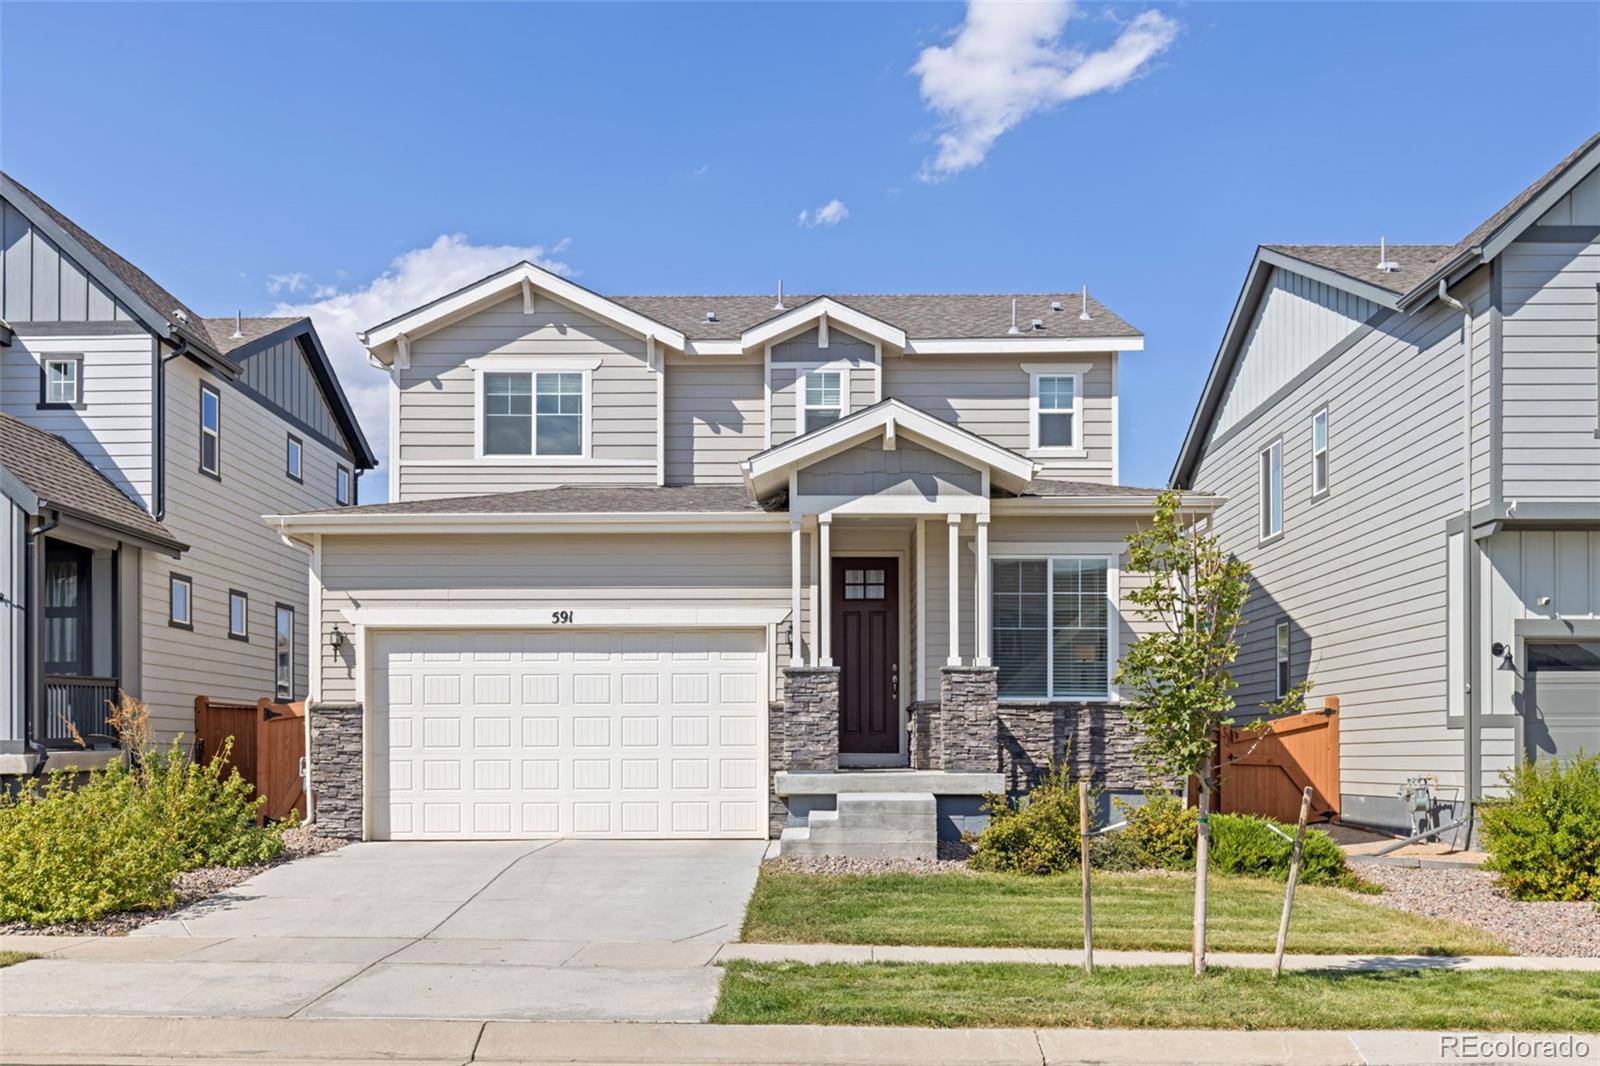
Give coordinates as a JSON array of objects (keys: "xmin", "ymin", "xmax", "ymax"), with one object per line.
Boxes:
[
  {"xmin": 472, "ymin": 363, "xmax": 596, "ymax": 462},
  {"xmin": 1024, "ymin": 364, "xmax": 1088, "ymax": 457},
  {"xmin": 1275, "ymin": 619, "xmax": 1291, "ymax": 699},
  {"xmin": 801, "ymin": 368, "xmax": 848, "ymax": 435},
  {"xmin": 1259, "ymin": 438, "xmax": 1284, "ymax": 544},
  {"xmin": 988, "ymin": 551, "xmax": 1121, "ymax": 702},
  {"xmin": 43, "ymin": 356, "xmax": 82, "ymax": 406},
  {"xmin": 1310, "ymin": 406, "xmax": 1329, "ymax": 498}
]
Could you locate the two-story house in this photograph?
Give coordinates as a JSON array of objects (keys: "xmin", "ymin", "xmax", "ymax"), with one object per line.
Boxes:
[
  {"xmin": 272, "ymin": 264, "xmax": 1217, "ymax": 852},
  {"xmin": 0, "ymin": 174, "xmax": 376, "ymax": 774},
  {"xmin": 1172, "ymin": 132, "xmax": 1600, "ymax": 836}
]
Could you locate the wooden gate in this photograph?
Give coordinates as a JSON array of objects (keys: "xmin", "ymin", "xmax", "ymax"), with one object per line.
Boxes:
[
  {"xmin": 194, "ymin": 696, "xmax": 307, "ymax": 824},
  {"xmin": 1218, "ymin": 697, "xmax": 1340, "ymax": 823}
]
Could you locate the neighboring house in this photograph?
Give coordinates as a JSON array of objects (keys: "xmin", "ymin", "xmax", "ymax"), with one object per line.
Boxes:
[
  {"xmin": 1171, "ymin": 132, "xmax": 1600, "ymax": 835},
  {"xmin": 271, "ymin": 265, "xmax": 1217, "ymax": 848},
  {"xmin": 0, "ymin": 174, "xmax": 376, "ymax": 772}
]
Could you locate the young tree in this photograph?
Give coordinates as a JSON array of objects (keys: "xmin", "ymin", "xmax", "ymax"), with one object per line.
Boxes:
[{"xmin": 1114, "ymin": 490, "xmax": 1251, "ymax": 975}]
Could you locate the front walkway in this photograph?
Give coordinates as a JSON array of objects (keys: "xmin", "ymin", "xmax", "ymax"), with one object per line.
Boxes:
[{"xmin": 0, "ymin": 839, "xmax": 765, "ymax": 1022}]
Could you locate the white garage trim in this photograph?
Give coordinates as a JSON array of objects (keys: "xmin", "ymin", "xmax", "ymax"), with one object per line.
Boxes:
[{"xmin": 344, "ymin": 606, "xmax": 790, "ymax": 630}]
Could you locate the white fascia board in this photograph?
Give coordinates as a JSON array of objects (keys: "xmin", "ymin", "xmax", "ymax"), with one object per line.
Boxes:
[
  {"xmin": 268, "ymin": 511, "xmax": 790, "ymax": 538},
  {"xmin": 361, "ymin": 261, "xmax": 686, "ymax": 358},
  {"xmin": 740, "ymin": 298, "xmax": 907, "ymax": 352},
  {"xmin": 342, "ymin": 606, "xmax": 790, "ymax": 630},
  {"xmin": 905, "ymin": 337, "xmax": 1143, "ymax": 355}
]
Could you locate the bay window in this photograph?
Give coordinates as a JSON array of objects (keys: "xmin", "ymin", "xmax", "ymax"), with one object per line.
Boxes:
[{"xmin": 991, "ymin": 556, "xmax": 1113, "ymax": 700}]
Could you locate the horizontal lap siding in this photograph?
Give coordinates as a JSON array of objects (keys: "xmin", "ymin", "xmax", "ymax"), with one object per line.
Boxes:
[
  {"xmin": 882, "ymin": 353, "xmax": 1116, "ymax": 483},
  {"xmin": 1189, "ymin": 281, "xmax": 1482, "ymax": 801},
  {"xmin": 769, "ymin": 327, "xmax": 878, "ymax": 448},
  {"xmin": 2, "ymin": 332, "xmax": 154, "ymax": 508},
  {"xmin": 664, "ymin": 356, "xmax": 763, "ymax": 485},
  {"xmin": 395, "ymin": 295, "xmax": 657, "ymax": 499},
  {"xmin": 140, "ymin": 357, "xmax": 342, "ymax": 740},
  {"xmin": 316, "ymin": 532, "xmax": 791, "ymax": 704},
  {"xmin": 1499, "ymin": 238, "xmax": 1600, "ymax": 500}
]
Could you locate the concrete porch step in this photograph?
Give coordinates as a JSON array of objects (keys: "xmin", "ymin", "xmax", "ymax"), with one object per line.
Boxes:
[{"xmin": 777, "ymin": 791, "xmax": 937, "ymax": 860}]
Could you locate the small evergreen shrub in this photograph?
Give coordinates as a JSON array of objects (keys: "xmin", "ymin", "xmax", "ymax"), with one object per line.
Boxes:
[
  {"xmin": 1120, "ymin": 792, "xmax": 1197, "ymax": 867},
  {"xmin": 1480, "ymin": 753, "xmax": 1600, "ymax": 902},
  {"xmin": 1208, "ymin": 813, "xmax": 1354, "ymax": 888},
  {"xmin": 968, "ymin": 764, "xmax": 1082, "ymax": 875}
]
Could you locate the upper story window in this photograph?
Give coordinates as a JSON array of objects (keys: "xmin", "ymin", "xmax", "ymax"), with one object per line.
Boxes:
[
  {"xmin": 286, "ymin": 434, "xmax": 304, "ymax": 483},
  {"xmin": 1275, "ymin": 619, "xmax": 1291, "ymax": 699},
  {"xmin": 1259, "ymin": 438, "xmax": 1283, "ymax": 542},
  {"xmin": 991, "ymin": 556, "xmax": 1113, "ymax": 700},
  {"xmin": 228, "ymin": 589, "xmax": 249, "ymax": 641},
  {"xmin": 336, "ymin": 464, "xmax": 352, "ymax": 506},
  {"xmin": 1025, "ymin": 365, "xmax": 1086, "ymax": 454},
  {"xmin": 482, "ymin": 371, "xmax": 585, "ymax": 457},
  {"xmin": 40, "ymin": 355, "xmax": 84, "ymax": 408},
  {"xmin": 199, "ymin": 383, "xmax": 222, "ymax": 479},
  {"xmin": 1311, "ymin": 407, "xmax": 1329, "ymax": 497},
  {"xmin": 169, "ymin": 573, "xmax": 193, "ymax": 629},
  {"xmin": 275, "ymin": 603, "xmax": 295, "ymax": 700},
  {"xmin": 803, "ymin": 371, "xmax": 843, "ymax": 434}
]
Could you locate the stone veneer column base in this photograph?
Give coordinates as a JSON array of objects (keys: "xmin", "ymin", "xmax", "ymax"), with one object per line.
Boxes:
[
  {"xmin": 769, "ymin": 666, "xmax": 841, "ymax": 837},
  {"xmin": 996, "ymin": 702, "xmax": 1146, "ymax": 793},
  {"xmin": 308, "ymin": 701, "xmax": 363, "ymax": 840},
  {"xmin": 938, "ymin": 666, "xmax": 998, "ymax": 772}
]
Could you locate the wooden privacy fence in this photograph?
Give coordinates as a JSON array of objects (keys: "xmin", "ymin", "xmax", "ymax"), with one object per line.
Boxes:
[
  {"xmin": 1218, "ymin": 697, "xmax": 1340, "ymax": 824},
  {"xmin": 194, "ymin": 696, "xmax": 307, "ymax": 824}
]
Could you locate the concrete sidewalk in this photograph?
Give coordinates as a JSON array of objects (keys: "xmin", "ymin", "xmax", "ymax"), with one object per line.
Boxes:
[{"xmin": 2, "ymin": 1017, "xmax": 1595, "ymax": 1066}]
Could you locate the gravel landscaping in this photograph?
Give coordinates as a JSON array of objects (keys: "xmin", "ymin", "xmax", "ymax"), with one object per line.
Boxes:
[
  {"xmin": 0, "ymin": 826, "xmax": 344, "ymax": 937},
  {"xmin": 1359, "ymin": 864, "xmax": 1600, "ymax": 958}
]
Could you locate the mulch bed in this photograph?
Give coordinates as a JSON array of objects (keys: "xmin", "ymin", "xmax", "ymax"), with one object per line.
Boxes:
[
  {"xmin": 0, "ymin": 826, "xmax": 345, "ymax": 937},
  {"xmin": 1358, "ymin": 864, "xmax": 1600, "ymax": 958}
]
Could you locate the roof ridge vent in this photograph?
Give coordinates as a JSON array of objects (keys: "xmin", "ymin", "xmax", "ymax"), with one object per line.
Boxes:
[
  {"xmin": 1007, "ymin": 298, "xmax": 1020, "ymax": 335},
  {"xmin": 229, "ymin": 310, "xmax": 244, "ymax": 340},
  {"xmin": 1078, "ymin": 285, "xmax": 1092, "ymax": 322},
  {"xmin": 1376, "ymin": 237, "xmax": 1400, "ymax": 272},
  {"xmin": 773, "ymin": 280, "xmax": 786, "ymax": 311}
]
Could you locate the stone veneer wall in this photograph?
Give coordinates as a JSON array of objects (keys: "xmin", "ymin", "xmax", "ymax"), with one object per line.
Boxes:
[
  {"xmin": 997, "ymin": 702, "xmax": 1145, "ymax": 793},
  {"xmin": 309, "ymin": 701, "xmax": 364, "ymax": 840},
  {"xmin": 938, "ymin": 666, "xmax": 998, "ymax": 772},
  {"xmin": 769, "ymin": 666, "xmax": 840, "ymax": 836}
]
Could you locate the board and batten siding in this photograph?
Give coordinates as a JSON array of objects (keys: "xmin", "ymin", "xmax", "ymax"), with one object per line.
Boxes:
[
  {"xmin": 1212, "ymin": 268, "xmax": 1378, "ymax": 437},
  {"xmin": 139, "ymin": 355, "xmax": 345, "ymax": 740},
  {"xmin": 882, "ymin": 353, "xmax": 1117, "ymax": 483},
  {"xmin": 315, "ymin": 532, "xmax": 792, "ymax": 703},
  {"xmin": 394, "ymin": 294, "xmax": 658, "ymax": 501},
  {"xmin": 1, "ymin": 331, "xmax": 156, "ymax": 509},
  {"xmin": 1, "ymin": 196, "xmax": 136, "ymax": 324},
  {"xmin": 1188, "ymin": 278, "xmax": 1486, "ymax": 806},
  {"xmin": 236, "ymin": 336, "xmax": 345, "ymax": 450},
  {"xmin": 663, "ymin": 355, "xmax": 764, "ymax": 485}
]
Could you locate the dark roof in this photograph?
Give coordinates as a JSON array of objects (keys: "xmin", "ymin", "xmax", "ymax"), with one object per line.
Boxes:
[
  {"xmin": 612, "ymin": 291, "xmax": 1140, "ymax": 341},
  {"xmin": 1017, "ymin": 479, "xmax": 1164, "ymax": 499},
  {"xmin": 0, "ymin": 414, "xmax": 185, "ymax": 552},
  {"xmin": 1262, "ymin": 245, "xmax": 1451, "ymax": 296},
  {"xmin": 291, "ymin": 484, "xmax": 769, "ymax": 517},
  {"xmin": 202, "ymin": 315, "xmax": 309, "ymax": 357}
]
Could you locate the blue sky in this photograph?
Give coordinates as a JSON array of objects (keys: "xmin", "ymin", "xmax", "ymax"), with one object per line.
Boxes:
[{"xmin": 4, "ymin": 1, "xmax": 1597, "ymax": 501}]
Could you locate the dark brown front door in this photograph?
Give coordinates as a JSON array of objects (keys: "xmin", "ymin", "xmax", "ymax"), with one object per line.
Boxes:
[{"xmin": 834, "ymin": 558, "xmax": 900, "ymax": 754}]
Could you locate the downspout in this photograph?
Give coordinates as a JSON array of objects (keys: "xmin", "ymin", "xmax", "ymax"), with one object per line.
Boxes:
[
  {"xmin": 153, "ymin": 339, "xmax": 189, "ymax": 521},
  {"xmin": 24, "ymin": 510, "xmax": 61, "ymax": 777},
  {"xmin": 1436, "ymin": 277, "xmax": 1479, "ymax": 838}
]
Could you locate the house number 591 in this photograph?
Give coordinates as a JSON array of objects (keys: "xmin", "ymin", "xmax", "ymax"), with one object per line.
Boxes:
[{"xmin": 551, "ymin": 610, "xmax": 574, "ymax": 625}]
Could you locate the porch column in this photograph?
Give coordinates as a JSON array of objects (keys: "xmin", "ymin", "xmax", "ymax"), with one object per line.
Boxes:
[
  {"xmin": 974, "ymin": 514, "xmax": 991, "ymax": 667},
  {"xmin": 946, "ymin": 513, "xmax": 962, "ymax": 667},
  {"xmin": 789, "ymin": 520, "xmax": 804, "ymax": 667},
  {"xmin": 819, "ymin": 513, "xmax": 833, "ymax": 667}
]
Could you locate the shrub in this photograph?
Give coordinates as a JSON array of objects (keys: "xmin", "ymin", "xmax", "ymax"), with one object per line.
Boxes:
[
  {"xmin": 1121, "ymin": 792, "xmax": 1197, "ymax": 867},
  {"xmin": 1480, "ymin": 753, "xmax": 1600, "ymax": 902},
  {"xmin": 968, "ymin": 764, "xmax": 1082, "ymax": 875},
  {"xmin": 1208, "ymin": 813, "xmax": 1354, "ymax": 888},
  {"xmin": 0, "ymin": 766, "xmax": 178, "ymax": 924},
  {"xmin": 139, "ymin": 740, "xmax": 289, "ymax": 869}
]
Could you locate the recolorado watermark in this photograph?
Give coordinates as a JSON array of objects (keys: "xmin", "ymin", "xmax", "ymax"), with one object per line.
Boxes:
[{"xmin": 1441, "ymin": 1034, "xmax": 1592, "ymax": 1061}]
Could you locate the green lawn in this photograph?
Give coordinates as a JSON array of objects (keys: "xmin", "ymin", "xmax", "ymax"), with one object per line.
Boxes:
[
  {"xmin": 742, "ymin": 869, "xmax": 1506, "ymax": 956},
  {"xmin": 713, "ymin": 961, "xmax": 1600, "ymax": 1031},
  {"xmin": 0, "ymin": 951, "xmax": 38, "ymax": 968}
]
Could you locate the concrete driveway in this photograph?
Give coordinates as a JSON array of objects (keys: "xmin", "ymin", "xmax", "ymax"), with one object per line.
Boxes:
[{"xmin": 0, "ymin": 839, "xmax": 766, "ymax": 1022}]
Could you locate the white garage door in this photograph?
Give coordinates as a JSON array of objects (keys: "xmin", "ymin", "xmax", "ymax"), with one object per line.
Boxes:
[{"xmin": 371, "ymin": 628, "xmax": 768, "ymax": 840}]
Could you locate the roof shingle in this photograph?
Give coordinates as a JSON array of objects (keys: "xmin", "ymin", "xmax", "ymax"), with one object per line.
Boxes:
[
  {"xmin": 1262, "ymin": 244, "xmax": 1452, "ymax": 296},
  {"xmin": 292, "ymin": 484, "xmax": 768, "ymax": 518}
]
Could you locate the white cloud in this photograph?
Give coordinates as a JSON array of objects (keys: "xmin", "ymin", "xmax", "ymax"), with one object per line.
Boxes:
[
  {"xmin": 267, "ymin": 271, "xmax": 312, "ymax": 295},
  {"xmin": 269, "ymin": 234, "xmax": 573, "ymax": 501},
  {"xmin": 912, "ymin": 0, "xmax": 1177, "ymax": 180},
  {"xmin": 797, "ymin": 199, "xmax": 850, "ymax": 227}
]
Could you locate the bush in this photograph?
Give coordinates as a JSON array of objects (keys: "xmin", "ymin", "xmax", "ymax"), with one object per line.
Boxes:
[
  {"xmin": 1208, "ymin": 813, "xmax": 1354, "ymax": 888},
  {"xmin": 0, "ymin": 766, "xmax": 178, "ymax": 924},
  {"xmin": 968, "ymin": 764, "xmax": 1082, "ymax": 875},
  {"xmin": 1480, "ymin": 753, "xmax": 1600, "ymax": 902},
  {"xmin": 141, "ymin": 740, "xmax": 290, "ymax": 868},
  {"xmin": 1121, "ymin": 792, "xmax": 1197, "ymax": 867}
]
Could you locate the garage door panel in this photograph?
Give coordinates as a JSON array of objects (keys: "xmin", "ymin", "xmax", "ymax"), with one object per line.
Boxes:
[{"xmin": 374, "ymin": 628, "xmax": 768, "ymax": 840}]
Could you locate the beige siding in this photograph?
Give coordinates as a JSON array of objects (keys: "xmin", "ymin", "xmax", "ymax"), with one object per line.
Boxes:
[
  {"xmin": 663, "ymin": 355, "xmax": 764, "ymax": 485},
  {"xmin": 882, "ymin": 352, "xmax": 1117, "ymax": 483},
  {"xmin": 394, "ymin": 294, "xmax": 658, "ymax": 500},
  {"xmin": 769, "ymin": 326, "xmax": 879, "ymax": 447},
  {"xmin": 316, "ymin": 532, "xmax": 792, "ymax": 703},
  {"xmin": 796, "ymin": 439, "xmax": 982, "ymax": 499},
  {"xmin": 140, "ymin": 356, "xmax": 346, "ymax": 740},
  {"xmin": 2, "ymin": 331, "xmax": 155, "ymax": 508}
]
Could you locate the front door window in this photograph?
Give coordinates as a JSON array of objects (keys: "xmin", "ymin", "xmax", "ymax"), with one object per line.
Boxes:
[{"xmin": 44, "ymin": 544, "xmax": 92, "ymax": 675}]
